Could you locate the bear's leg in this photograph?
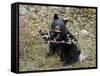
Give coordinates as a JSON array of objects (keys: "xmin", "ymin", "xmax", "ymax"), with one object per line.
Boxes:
[
  {"xmin": 47, "ymin": 43, "xmax": 57, "ymax": 57},
  {"xmin": 68, "ymin": 49, "xmax": 81, "ymax": 63}
]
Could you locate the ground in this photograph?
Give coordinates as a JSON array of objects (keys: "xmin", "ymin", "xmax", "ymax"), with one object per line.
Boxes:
[{"xmin": 19, "ymin": 5, "xmax": 96, "ymax": 71}]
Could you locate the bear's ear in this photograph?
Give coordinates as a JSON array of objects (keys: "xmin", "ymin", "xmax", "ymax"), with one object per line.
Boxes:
[
  {"xmin": 63, "ymin": 17, "xmax": 69, "ymax": 24},
  {"xmin": 54, "ymin": 14, "xmax": 59, "ymax": 19}
]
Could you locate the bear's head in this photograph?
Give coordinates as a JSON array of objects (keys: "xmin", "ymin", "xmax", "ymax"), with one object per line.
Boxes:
[
  {"xmin": 51, "ymin": 14, "xmax": 69, "ymax": 33},
  {"xmin": 50, "ymin": 14, "xmax": 69, "ymax": 41}
]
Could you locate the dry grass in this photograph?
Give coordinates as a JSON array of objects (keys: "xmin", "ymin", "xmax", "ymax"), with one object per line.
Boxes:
[{"xmin": 19, "ymin": 5, "xmax": 96, "ymax": 71}]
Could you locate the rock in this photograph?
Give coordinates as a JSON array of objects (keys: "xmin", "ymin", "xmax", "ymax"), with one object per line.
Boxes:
[{"xmin": 79, "ymin": 30, "xmax": 89, "ymax": 37}]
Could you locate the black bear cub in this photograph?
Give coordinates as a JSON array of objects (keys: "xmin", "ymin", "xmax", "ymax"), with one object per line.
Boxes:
[{"xmin": 39, "ymin": 14, "xmax": 81, "ymax": 65}]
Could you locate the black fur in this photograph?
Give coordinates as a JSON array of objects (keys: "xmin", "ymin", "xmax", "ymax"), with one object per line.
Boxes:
[
  {"xmin": 39, "ymin": 14, "xmax": 81, "ymax": 65},
  {"xmin": 54, "ymin": 14, "xmax": 59, "ymax": 19}
]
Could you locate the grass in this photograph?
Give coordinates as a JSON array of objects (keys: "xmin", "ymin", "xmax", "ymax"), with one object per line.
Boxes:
[{"xmin": 19, "ymin": 5, "xmax": 96, "ymax": 71}]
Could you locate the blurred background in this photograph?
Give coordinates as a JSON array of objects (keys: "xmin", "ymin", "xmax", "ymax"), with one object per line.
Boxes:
[{"xmin": 19, "ymin": 4, "xmax": 96, "ymax": 71}]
